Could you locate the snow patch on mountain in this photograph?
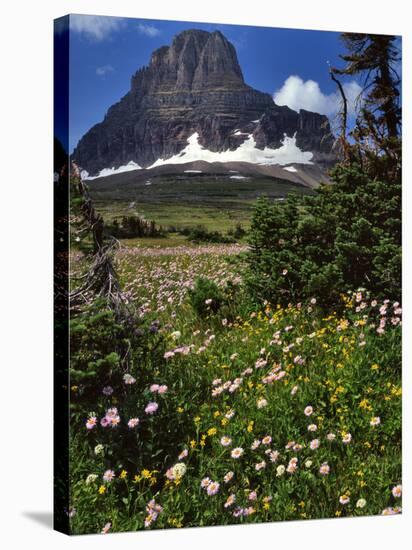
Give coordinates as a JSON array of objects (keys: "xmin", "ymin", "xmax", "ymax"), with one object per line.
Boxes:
[
  {"xmin": 83, "ymin": 160, "xmax": 141, "ymax": 180},
  {"xmin": 148, "ymin": 132, "xmax": 313, "ymax": 169}
]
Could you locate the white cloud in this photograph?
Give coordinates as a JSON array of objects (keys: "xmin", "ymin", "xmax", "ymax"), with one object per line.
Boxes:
[
  {"xmin": 96, "ymin": 65, "xmax": 114, "ymax": 77},
  {"xmin": 70, "ymin": 15, "xmax": 124, "ymax": 41},
  {"xmin": 273, "ymin": 75, "xmax": 362, "ymax": 117},
  {"xmin": 137, "ymin": 23, "xmax": 161, "ymax": 37}
]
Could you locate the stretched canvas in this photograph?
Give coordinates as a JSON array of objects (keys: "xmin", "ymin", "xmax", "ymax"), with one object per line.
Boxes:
[{"xmin": 54, "ymin": 14, "xmax": 402, "ymax": 535}]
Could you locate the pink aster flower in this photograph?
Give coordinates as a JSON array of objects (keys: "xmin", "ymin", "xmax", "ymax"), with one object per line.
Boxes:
[
  {"xmin": 342, "ymin": 433, "xmax": 352, "ymax": 444},
  {"xmin": 145, "ymin": 402, "xmax": 159, "ymax": 415},
  {"xmin": 201, "ymin": 477, "xmax": 211, "ymax": 488},
  {"xmin": 165, "ymin": 467, "xmax": 175, "ymax": 480},
  {"xmin": 207, "ymin": 481, "xmax": 220, "ymax": 496},
  {"xmin": 269, "ymin": 450, "xmax": 280, "ymax": 463},
  {"xmin": 128, "ymin": 418, "xmax": 140, "ymax": 428},
  {"xmin": 304, "ymin": 405, "xmax": 313, "ymax": 416},
  {"xmin": 381, "ymin": 507, "xmax": 402, "ymax": 515},
  {"xmin": 178, "ymin": 449, "xmax": 188, "ymax": 460},
  {"xmin": 150, "ymin": 384, "xmax": 160, "ymax": 393},
  {"xmin": 123, "ymin": 373, "xmax": 136, "ymax": 385},
  {"xmin": 86, "ymin": 416, "xmax": 97, "ymax": 430},
  {"xmin": 224, "ymin": 494, "xmax": 236, "ymax": 508},
  {"xmin": 319, "ymin": 462, "xmax": 330, "ymax": 476},
  {"xmin": 262, "ymin": 435, "xmax": 272, "ymax": 445},
  {"xmin": 231, "ymin": 447, "xmax": 244, "ymax": 459},
  {"xmin": 310, "ymin": 439, "xmax": 320, "ymax": 450},
  {"xmin": 100, "ymin": 417, "xmax": 110, "ymax": 428},
  {"xmin": 101, "ymin": 522, "xmax": 111, "ymax": 534},
  {"xmin": 286, "ymin": 458, "xmax": 298, "ymax": 474},
  {"xmin": 370, "ymin": 416, "xmax": 381, "ymax": 426},
  {"xmin": 392, "ymin": 484, "xmax": 402, "ymax": 498},
  {"xmin": 103, "ymin": 469, "xmax": 115, "ymax": 483},
  {"xmin": 158, "ymin": 385, "xmax": 168, "ymax": 394},
  {"xmin": 224, "ymin": 471, "xmax": 234, "ymax": 483},
  {"xmin": 339, "ymin": 495, "xmax": 350, "ymax": 505},
  {"xmin": 220, "ymin": 436, "xmax": 232, "ymax": 447},
  {"xmin": 255, "ymin": 358, "xmax": 267, "ymax": 369}
]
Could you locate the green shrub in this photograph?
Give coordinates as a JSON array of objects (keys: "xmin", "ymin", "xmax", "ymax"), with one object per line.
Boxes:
[
  {"xmin": 245, "ymin": 162, "xmax": 401, "ymax": 308},
  {"xmin": 185, "ymin": 225, "xmax": 235, "ymax": 244},
  {"xmin": 188, "ymin": 277, "xmax": 225, "ymax": 317}
]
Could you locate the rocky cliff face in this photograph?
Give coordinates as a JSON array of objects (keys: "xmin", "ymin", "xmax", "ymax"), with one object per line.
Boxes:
[{"xmin": 73, "ymin": 29, "xmax": 335, "ymax": 175}]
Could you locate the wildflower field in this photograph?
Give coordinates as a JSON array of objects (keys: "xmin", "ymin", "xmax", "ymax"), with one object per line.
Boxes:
[{"xmin": 69, "ymin": 241, "xmax": 402, "ymax": 534}]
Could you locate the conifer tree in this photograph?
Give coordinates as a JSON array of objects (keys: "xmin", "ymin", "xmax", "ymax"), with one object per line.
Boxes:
[{"xmin": 246, "ymin": 33, "xmax": 401, "ymax": 307}]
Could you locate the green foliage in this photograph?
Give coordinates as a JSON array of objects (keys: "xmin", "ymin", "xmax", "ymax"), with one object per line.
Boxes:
[
  {"xmin": 182, "ymin": 225, "xmax": 235, "ymax": 244},
  {"xmin": 68, "ymin": 291, "xmax": 402, "ymax": 533},
  {"xmin": 246, "ymin": 161, "xmax": 401, "ymax": 307},
  {"xmin": 228, "ymin": 222, "xmax": 247, "ymax": 240},
  {"xmin": 188, "ymin": 277, "xmax": 226, "ymax": 317},
  {"xmin": 106, "ymin": 215, "xmax": 165, "ymax": 239},
  {"xmin": 69, "ymin": 299, "xmax": 147, "ymax": 409},
  {"xmin": 66, "ymin": 31, "xmax": 402, "ymax": 535}
]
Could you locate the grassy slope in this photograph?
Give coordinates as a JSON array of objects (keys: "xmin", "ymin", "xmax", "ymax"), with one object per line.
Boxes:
[{"xmin": 89, "ymin": 174, "xmax": 313, "ymax": 232}]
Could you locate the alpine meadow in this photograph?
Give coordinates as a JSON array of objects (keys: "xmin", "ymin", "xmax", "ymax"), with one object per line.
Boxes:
[{"xmin": 54, "ymin": 18, "xmax": 402, "ymax": 535}]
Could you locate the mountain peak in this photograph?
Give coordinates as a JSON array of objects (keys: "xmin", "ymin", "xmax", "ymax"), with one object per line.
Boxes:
[
  {"xmin": 73, "ymin": 29, "xmax": 334, "ymax": 175},
  {"xmin": 142, "ymin": 28, "xmax": 244, "ymax": 92}
]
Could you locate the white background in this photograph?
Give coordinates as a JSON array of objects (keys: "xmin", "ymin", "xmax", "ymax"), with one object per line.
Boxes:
[{"xmin": 0, "ymin": 0, "xmax": 410, "ymax": 547}]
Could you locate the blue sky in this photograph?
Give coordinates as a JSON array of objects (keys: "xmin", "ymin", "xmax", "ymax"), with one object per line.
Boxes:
[{"xmin": 58, "ymin": 15, "xmax": 366, "ymax": 153}]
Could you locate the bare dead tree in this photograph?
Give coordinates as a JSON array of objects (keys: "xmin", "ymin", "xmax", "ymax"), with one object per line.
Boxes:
[
  {"xmin": 328, "ymin": 63, "xmax": 350, "ymax": 163},
  {"xmin": 69, "ymin": 163, "xmax": 131, "ymax": 316}
]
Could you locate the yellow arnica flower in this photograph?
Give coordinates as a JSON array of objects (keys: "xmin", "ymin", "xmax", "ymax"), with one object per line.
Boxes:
[
  {"xmin": 141, "ymin": 469, "xmax": 151, "ymax": 479},
  {"xmin": 98, "ymin": 485, "xmax": 106, "ymax": 494},
  {"xmin": 207, "ymin": 427, "xmax": 217, "ymax": 436},
  {"xmin": 120, "ymin": 470, "xmax": 127, "ymax": 479}
]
